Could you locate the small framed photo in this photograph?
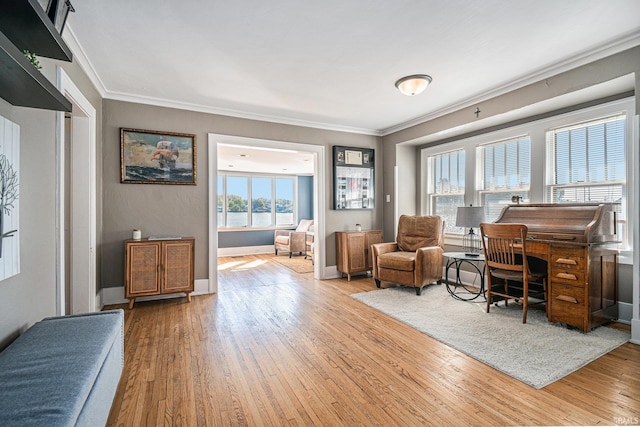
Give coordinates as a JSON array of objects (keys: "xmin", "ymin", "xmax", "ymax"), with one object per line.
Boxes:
[
  {"xmin": 120, "ymin": 128, "xmax": 197, "ymax": 185},
  {"xmin": 47, "ymin": 0, "xmax": 75, "ymax": 35}
]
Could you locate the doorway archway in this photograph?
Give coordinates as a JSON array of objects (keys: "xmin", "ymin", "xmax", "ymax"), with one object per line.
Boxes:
[{"xmin": 208, "ymin": 134, "xmax": 326, "ymax": 293}]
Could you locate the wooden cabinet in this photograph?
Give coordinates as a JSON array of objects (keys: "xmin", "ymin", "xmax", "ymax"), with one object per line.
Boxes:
[
  {"xmin": 125, "ymin": 238, "xmax": 194, "ymax": 308},
  {"xmin": 547, "ymin": 244, "xmax": 618, "ymax": 332},
  {"xmin": 336, "ymin": 230, "xmax": 383, "ymax": 281}
]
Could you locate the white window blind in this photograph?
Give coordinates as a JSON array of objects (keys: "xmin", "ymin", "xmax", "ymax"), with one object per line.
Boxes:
[
  {"xmin": 547, "ymin": 114, "xmax": 626, "ymax": 240},
  {"xmin": 478, "ymin": 136, "xmax": 531, "ymax": 221},
  {"xmin": 428, "ymin": 149, "xmax": 465, "ymax": 233}
]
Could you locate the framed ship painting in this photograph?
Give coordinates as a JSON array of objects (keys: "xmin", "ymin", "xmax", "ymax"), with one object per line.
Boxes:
[{"xmin": 120, "ymin": 128, "xmax": 197, "ymax": 185}]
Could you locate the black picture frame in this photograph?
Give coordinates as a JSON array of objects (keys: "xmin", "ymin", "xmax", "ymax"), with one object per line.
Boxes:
[
  {"xmin": 333, "ymin": 145, "xmax": 375, "ymax": 210},
  {"xmin": 47, "ymin": 0, "xmax": 75, "ymax": 35}
]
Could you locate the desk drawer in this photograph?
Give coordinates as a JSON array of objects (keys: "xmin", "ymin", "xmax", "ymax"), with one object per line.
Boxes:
[
  {"xmin": 550, "ymin": 246, "xmax": 586, "ymax": 271},
  {"xmin": 549, "ymin": 283, "xmax": 588, "ymax": 329},
  {"xmin": 550, "ymin": 268, "xmax": 586, "ymax": 286}
]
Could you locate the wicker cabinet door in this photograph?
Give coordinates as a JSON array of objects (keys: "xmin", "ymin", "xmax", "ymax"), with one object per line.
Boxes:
[
  {"xmin": 347, "ymin": 233, "xmax": 367, "ymax": 271},
  {"xmin": 161, "ymin": 240, "xmax": 194, "ymax": 294},
  {"xmin": 126, "ymin": 242, "xmax": 161, "ymax": 297}
]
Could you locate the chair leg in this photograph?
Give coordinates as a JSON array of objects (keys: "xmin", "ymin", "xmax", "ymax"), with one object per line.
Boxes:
[
  {"xmin": 522, "ymin": 281, "xmax": 528, "ymax": 324},
  {"xmin": 375, "ymin": 279, "xmax": 381, "ymax": 288},
  {"xmin": 504, "ymin": 280, "xmax": 509, "ymax": 307},
  {"xmin": 416, "ymin": 286, "xmax": 422, "ymax": 296}
]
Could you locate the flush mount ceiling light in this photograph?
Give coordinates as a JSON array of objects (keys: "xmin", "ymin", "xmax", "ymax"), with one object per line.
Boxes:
[{"xmin": 395, "ymin": 74, "xmax": 432, "ymax": 96}]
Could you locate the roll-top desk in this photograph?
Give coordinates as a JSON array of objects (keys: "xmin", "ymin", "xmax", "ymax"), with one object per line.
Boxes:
[{"xmin": 494, "ymin": 203, "xmax": 618, "ymax": 332}]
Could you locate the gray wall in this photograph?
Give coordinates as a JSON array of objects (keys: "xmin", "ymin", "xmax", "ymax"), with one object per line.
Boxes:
[
  {"xmin": 298, "ymin": 175, "xmax": 314, "ymax": 220},
  {"xmin": 382, "ymin": 46, "xmax": 640, "ymax": 304},
  {"xmin": 101, "ymin": 100, "xmax": 380, "ymax": 287},
  {"xmin": 0, "ymin": 57, "xmax": 102, "ymax": 349}
]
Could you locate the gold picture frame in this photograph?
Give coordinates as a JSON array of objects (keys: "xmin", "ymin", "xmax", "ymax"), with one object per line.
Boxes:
[{"xmin": 120, "ymin": 128, "xmax": 197, "ymax": 185}]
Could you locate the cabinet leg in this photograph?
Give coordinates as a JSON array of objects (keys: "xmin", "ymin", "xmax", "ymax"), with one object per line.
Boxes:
[
  {"xmin": 128, "ymin": 299, "xmax": 135, "ymax": 309},
  {"xmin": 186, "ymin": 292, "xmax": 192, "ymax": 303}
]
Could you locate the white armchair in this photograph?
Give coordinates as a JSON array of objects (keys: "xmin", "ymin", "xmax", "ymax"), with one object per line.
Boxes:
[{"xmin": 274, "ymin": 219, "xmax": 314, "ymax": 258}]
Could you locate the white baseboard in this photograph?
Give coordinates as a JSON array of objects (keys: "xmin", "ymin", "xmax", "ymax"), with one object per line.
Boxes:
[
  {"xmin": 324, "ymin": 265, "xmax": 340, "ymax": 279},
  {"xmin": 631, "ymin": 318, "xmax": 640, "ymax": 345},
  {"xmin": 101, "ymin": 279, "xmax": 211, "ymax": 306},
  {"xmin": 217, "ymin": 245, "xmax": 274, "ymax": 257}
]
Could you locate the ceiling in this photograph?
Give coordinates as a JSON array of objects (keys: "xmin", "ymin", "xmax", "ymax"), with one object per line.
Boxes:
[
  {"xmin": 65, "ymin": 1, "xmax": 640, "ymax": 174},
  {"xmin": 217, "ymin": 143, "xmax": 315, "ymax": 175},
  {"xmin": 66, "ymin": 0, "xmax": 640, "ymax": 138}
]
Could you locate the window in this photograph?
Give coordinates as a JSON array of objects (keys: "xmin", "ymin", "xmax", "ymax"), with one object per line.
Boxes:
[
  {"xmin": 275, "ymin": 178, "xmax": 294, "ymax": 226},
  {"xmin": 252, "ymin": 177, "xmax": 272, "ymax": 226},
  {"xmin": 421, "ymin": 98, "xmax": 633, "ymax": 252},
  {"xmin": 218, "ymin": 174, "xmax": 296, "ymax": 228},
  {"xmin": 547, "ymin": 114, "xmax": 626, "ymax": 239},
  {"xmin": 226, "ymin": 176, "xmax": 249, "ymax": 227},
  {"xmin": 428, "ymin": 149, "xmax": 465, "ymax": 233},
  {"xmin": 478, "ymin": 136, "xmax": 531, "ymax": 222}
]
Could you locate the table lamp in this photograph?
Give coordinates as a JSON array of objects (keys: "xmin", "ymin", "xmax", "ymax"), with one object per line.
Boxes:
[{"xmin": 456, "ymin": 205, "xmax": 486, "ymax": 256}]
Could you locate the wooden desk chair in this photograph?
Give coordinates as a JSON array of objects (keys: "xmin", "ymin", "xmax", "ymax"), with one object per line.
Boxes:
[{"xmin": 480, "ymin": 222, "xmax": 547, "ymax": 323}]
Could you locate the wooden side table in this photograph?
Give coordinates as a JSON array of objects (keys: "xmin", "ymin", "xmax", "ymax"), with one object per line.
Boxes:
[
  {"xmin": 443, "ymin": 252, "xmax": 485, "ymax": 301},
  {"xmin": 336, "ymin": 230, "xmax": 383, "ymax": 280}
]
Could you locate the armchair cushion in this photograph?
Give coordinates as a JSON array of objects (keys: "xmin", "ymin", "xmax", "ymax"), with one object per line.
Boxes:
[
  {"xmin": 397, "ymin": 215, "xmax": 443, "ymax": 251},
  {"xmin": 295, "ymin": 219, "xmax": 314, "ymax": 233},
  {"xmin": 377, "ymin": 251, "xmax": 416, "ymax": 272},
  {"xmin": 274, "ymin": 234, "xmax": 291, "ymax": 245}
]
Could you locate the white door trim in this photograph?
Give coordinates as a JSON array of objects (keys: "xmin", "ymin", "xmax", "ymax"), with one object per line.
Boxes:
[
  {"xmin": 208, "ymin": 134, "xmax": 326, "ymax": 292},
  {"xmin": 56, "ymin": 67, "xmax": 98, "ymax": 315}
]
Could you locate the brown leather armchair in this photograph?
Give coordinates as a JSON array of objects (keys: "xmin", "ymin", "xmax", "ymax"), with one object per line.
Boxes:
[
  {"xmin": 372, "ymin": 215, "xmax": 444, "ymax": 295},
  {"xmin": 274, "ymin": 219, "xmax": 314, "ymax": 258}
]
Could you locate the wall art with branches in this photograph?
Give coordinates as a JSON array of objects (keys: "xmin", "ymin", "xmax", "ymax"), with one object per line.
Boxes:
[{"xmin": 0, "ymin": 115, "xmax": 20, "ymax": 281}]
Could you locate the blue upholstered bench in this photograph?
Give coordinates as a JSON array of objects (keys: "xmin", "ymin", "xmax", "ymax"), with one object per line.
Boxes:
[{"xmin": 0, "ymin": 309, "xmax": 124, "ymax": 427}]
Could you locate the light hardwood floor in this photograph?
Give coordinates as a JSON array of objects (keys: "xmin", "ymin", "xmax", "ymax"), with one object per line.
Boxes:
[{"xmin": 106, "ymin": 254, "xmax": 640, "ymax": 426}]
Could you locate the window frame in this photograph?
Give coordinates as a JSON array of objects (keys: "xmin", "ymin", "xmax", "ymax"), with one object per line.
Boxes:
[
  {"xmin": 425, "ymin": 148, "xmax": 466, "ymax": 234},
  {"xmin": 217, "ymin": 172, "xmax": 298, "ymax": 230},
  {"xmin": 477, "ymin": 135, "xmax": 532, "ymax": 223},
  {"xmin": 420, "ymin": 97, "xmax": 634, "ymax": 256},
  {"xmin": 546, "ymin": 113, "xmax": 628, "ymax": 247}
]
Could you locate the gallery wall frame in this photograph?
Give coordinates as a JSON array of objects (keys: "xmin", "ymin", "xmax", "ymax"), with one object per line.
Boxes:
[
  {"xmin": 120, "ymin": 128, "xmax": 197, "ymax": 185},
  {"xmin": 333, "ymin": 145, "xmax": 374, "ymax": 210},
  {"xmin": 0, "ymin": 114, "xmax": 20, "ymax": 281}
]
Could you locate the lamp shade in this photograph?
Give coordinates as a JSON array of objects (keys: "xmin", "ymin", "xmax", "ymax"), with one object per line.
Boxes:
[
  {"xmin": 395, "ymin": 75, "xmax": 432, "ymax": 96},
  {"xmin": 455, "ymin": 206, "xmax": 486, "ymax": 228}
]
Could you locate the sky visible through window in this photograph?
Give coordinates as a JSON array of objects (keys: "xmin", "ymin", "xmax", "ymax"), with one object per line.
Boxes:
[{"xmin": 224, "ymin": 177, "xmax": 294, "ymax": 200}]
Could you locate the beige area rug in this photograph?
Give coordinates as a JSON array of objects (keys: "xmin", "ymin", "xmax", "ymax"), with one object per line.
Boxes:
[
  {"xmin": 271, "ymin": 254, "xmax": 314, "ymax": 273},
  {"xmin": 352, "ymin": 284, "xmax": 630, "ymax": 389}
]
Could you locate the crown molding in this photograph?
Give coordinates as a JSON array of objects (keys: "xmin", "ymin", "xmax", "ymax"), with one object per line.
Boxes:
[
  {"xmin": 380, "ymin": 30, "xmax": 640, "ymax": 136},
  {"xmin": 62, "ymin": 26, "xmax": 107, "ymax": 98},
  {"xmin": 64, "ymin": 22, "xmax": 637, "ymax": 139},
  {"xmin": 64, "ymin": 25, "xmax": 380, "ymax": 136},
  {"xmin": 105, "ymin": 91, "xmax": 380, "ymax": 136}
]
